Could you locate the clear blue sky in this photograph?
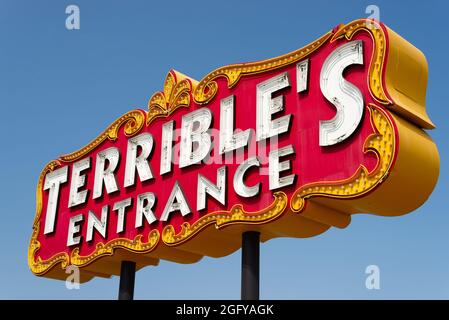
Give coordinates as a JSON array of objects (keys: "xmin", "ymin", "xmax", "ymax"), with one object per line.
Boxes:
[{"xmin": 0, "ymin": 0, "xmax": 448, "ymax": 299}]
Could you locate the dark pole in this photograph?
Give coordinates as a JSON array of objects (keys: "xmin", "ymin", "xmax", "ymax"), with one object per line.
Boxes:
[
  {"xmin": 118, "ymin": 260, "xmax": 136, "ymax": 300},
  {"xmin": 241, "ymin": 231, "xmax": 260, "ymax": 300}
]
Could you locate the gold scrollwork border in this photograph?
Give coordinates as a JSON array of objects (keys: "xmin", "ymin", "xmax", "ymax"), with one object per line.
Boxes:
[
  {"xmin": 71, "ymin": 230, "xmax": 160, "ymax": 267},
  {"xmin": 29, "ymin": 69, "xmax": 200, "ymax": 276},
  {"xmin": 147, "ymin": 70, "xmax": 197, "ymax": 125},
  {"xmin": 28, "ymin": 222, "xmax": 69, "ymax": 275},
  {"xmin": 29, "ymin": 112, "xmax": 153, "ymax": 276},
  {"xmin": 193, "ymin": 19, "xmax": 391, "ymax": 106},
  {"xmin": 331, "ymin": 19, "xmax": 391, "ymax": 105},
  {"xmin": 291, "ymin": 104, "xmax": 395, "ymax": 212},
  {"xmin": 162, "ymin": 192, "xmax": 288, "ymax": 246},
  {"xmin": 193, "ymin": 31, "xmax": 333, "ymax": 105},
  {"xmin": 29, "ymin": 19, "xmax": 397, "ymax": 278},
  {"xmin": 60, "ymin": 110, "xmax": 146, "ymax": 162},
  {"xmin": 29, "ymin": 160, "xmax": 69, "ymax": 275}
]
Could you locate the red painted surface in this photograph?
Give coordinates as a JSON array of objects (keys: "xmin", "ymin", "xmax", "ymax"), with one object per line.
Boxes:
[{"xmin": 37, "ymin": 32, "xmax": 379, "ymax": 260}]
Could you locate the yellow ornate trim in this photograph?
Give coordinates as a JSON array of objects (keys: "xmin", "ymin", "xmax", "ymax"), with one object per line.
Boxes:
[
  {"xmin": 28, "ymin": 222, "xmax": 69, "ymax": 275},
  {"xmin": 193, "ymin": 31, "xmax": 333, "ymax": 104},
  {"xmin": 29, "ymin": 160, "xmax": 70, "ymax": 275},
  {"xmin": 60, "ymin": 110, "xmax": 146, "ymax": 162},
  {"xmin": 331, "ymin": 19, "xmax": 391, "ymax": 105},
  {"xmin": 30, "ymin": 20, "xmax": 399, "ymax": 278},
  {"xmin": 29, "ymin": 70, "xmax": 197, "ymax": 277},
  {"xmin": 71, "ymin": 230, "xmax": 160, "ymax": 267},
  {"xmin": 193, "ymin": 19, "xmax": 392, "ymax": 106},
  {"xmin": 147, "ymin": 70, "xmax": 197, "ymax": 125},
  {"xmin": 291, "ymin": 104, "xmax": 395, "ymax": 212},
  {"xmin": 32, "ymin": 161, "xmax": 60, "ymax": 225},
  {"xmin": 162, "ymin": 192, "xmax": 287, "ymax": 246},
  {"xmin": 29, "ymin": 112, "xmax": 150, "ymax": 276}
]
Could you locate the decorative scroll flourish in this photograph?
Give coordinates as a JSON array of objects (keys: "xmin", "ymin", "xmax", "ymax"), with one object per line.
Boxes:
[
  {"xmin": 29, "ymin": 19, "xmax": 399, "ymax": 278},
  {"xmin": 193, "ymin": 31, "xmax": 333, "ymax": 104},
  {"xmin": 147, "ymin": 70, "xmax": 197, "ymax": 125},
  {"xmin": 60, "ymin": 110, "xmax": 146, "ymax": 162},
  {"xmin": 71, "ymin": 230, "xmax": 160, "ymax": 267},
  {"xmin": 162, "ymin": 192, "xmax": 287, "ymax": 246},
  {"xmin": 331, "ymin": 19, "xmax": 392, "ymax": 105},
  {"xmin": 290, "ymin": 104, "xmax": 395, "ymax": 212},
  {"xmin": 193, "ymin": 19, "xmax": 392, "ymax": 106},
  {"xmin": 29, "ymin": 110, "xmax": 149, "ymax": 275},
  {"xmin": 29, "ymin": 161, "xmax": 69, "ymax": 275},
  {"xmin": 28, "ymin": 222, "xmax": 69, "ymax": 275}
]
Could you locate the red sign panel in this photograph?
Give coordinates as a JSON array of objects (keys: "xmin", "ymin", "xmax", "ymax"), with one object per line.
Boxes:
[{"xmin": 29, "ymin": 19, "xmax": 439, "ymax": 282}]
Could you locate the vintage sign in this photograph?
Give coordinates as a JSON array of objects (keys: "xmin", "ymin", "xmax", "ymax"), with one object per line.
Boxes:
[{"xmin": 29, "ymin": 19, "xmax": 439, "ymax": 282}]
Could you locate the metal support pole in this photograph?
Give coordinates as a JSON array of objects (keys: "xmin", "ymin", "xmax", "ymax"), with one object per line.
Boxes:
[
  {"xmin": 241, "ymin": 231, "xmax": 260, "ymax": 300},
  {"xmin": 118, "ymin": 260, "xmax": 136, "ymax": 300}
]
